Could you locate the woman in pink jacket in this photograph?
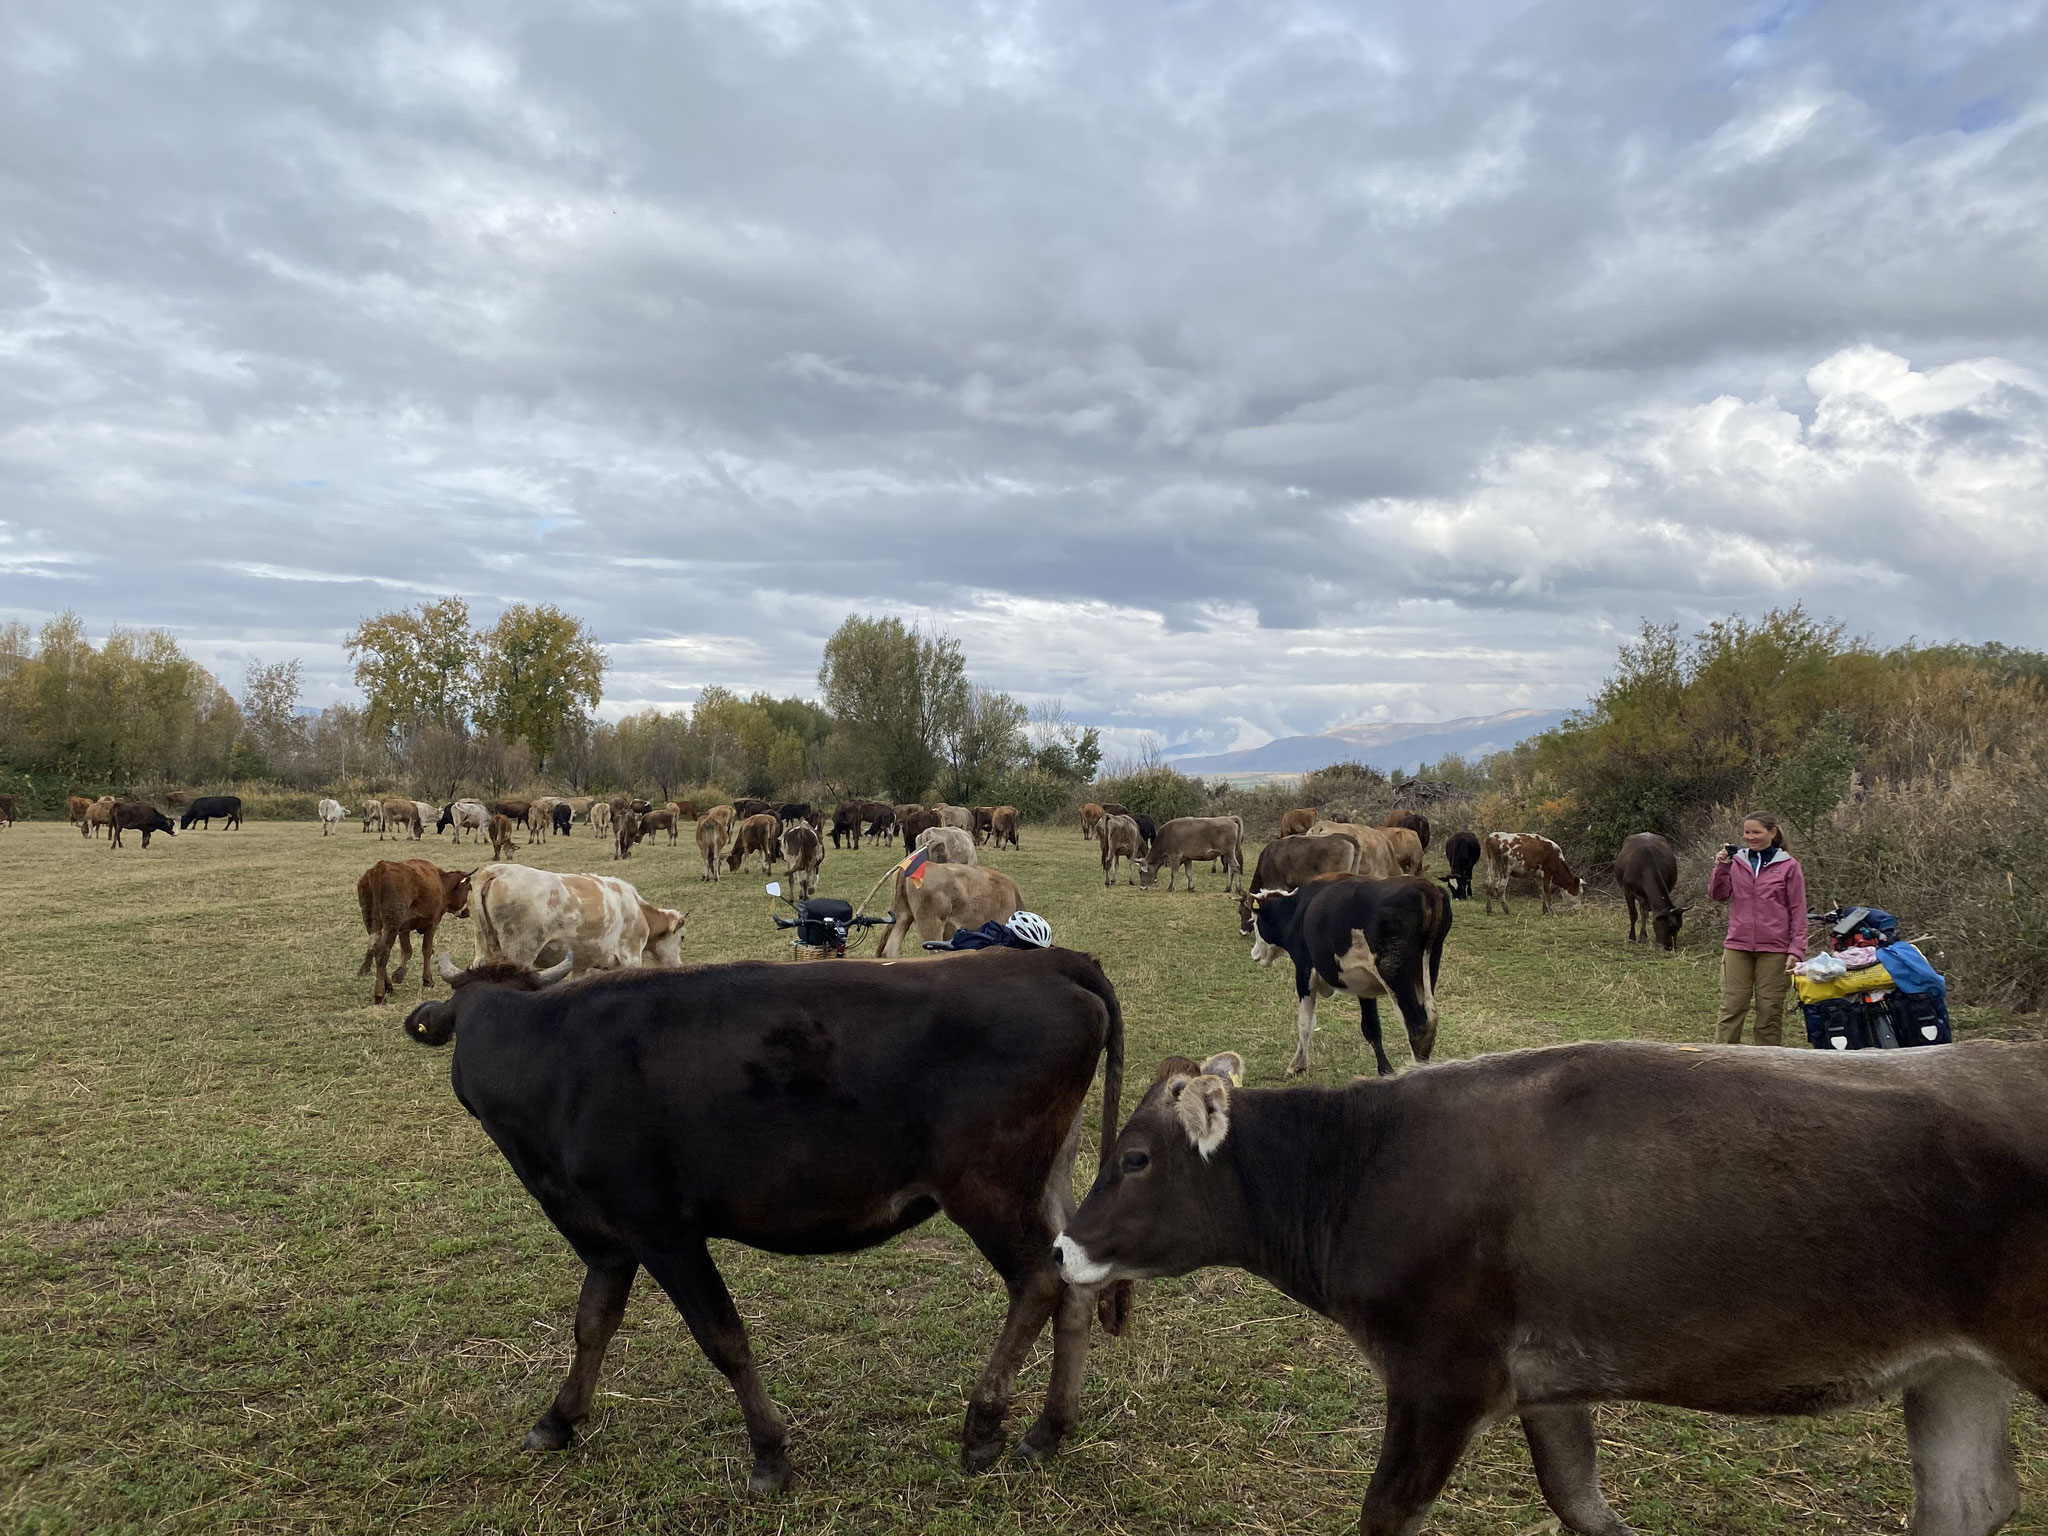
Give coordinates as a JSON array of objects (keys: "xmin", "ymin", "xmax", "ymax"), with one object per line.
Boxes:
[{"xmin": 1707, "ymin": 812, "xmax": 1808, "ymax": 1045}]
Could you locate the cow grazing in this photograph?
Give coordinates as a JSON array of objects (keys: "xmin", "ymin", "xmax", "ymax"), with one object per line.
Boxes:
[
  {"xmin": 178, "ymin": 795, "xmax": 243, "ymax": 830},
  {"xmin": 551, "ymin": 802, "xmax": 573, "ymax": 837},
  {"xmin": 1099, "ymin": 814, "xmax": 1142, "ymax": 886},
  {"xmin": 1442, "ymin": 829, "xmax": 1481, "ymax": 900},
  {"xmin": 1484, "ymin": 831, "xmax": 1584, "ymax": 915},
  {"xmin": 67, "ymin": 794, "xmax": 94, "ymax": 831},
  {"xmin": 1616, "ymin": 832, "xmax": 1685, "ymax": 950},
  {"xmin": 1242, "ymin": 875, "xmax": 1450, "ymax": 1076},
  {"xmin": 733, "ymin": 797, "xmax": 774, "ymax": 822},
  {"xmin": 0, "ymin": 793, "xmax": 16, "ymax": 828},
  {"xmin": 970, "ymin": 806, "xmax": 995, "ymax": 843},
  {"xmin": 695, "ymin": 813, "xmax": 729, "ymax": 882},
  {"xmin": 403, "ymin": 948, "xmax": 1127, "ymax": 1489},
  {"xmin": 917, "ymin": 825, "xmax": 978, "ymax": 865},
  {"xmin": 1241, "ymin": 833, "xmax": 1361, "ymax": 902},
  {"xmin": 362, "ymin": 801, "xmax": 384, "ymax": 834},
  {"xmin": 469, "ymin": 863, "xmax": 686, "ymax": 974},
  {"xmin": 775, "ymin": 802, "xmax": 821, "ymax": 834},
  {"xmin": 861, "ymin": 801, "xmax": 896, "ymax": 839},
  {"xmin": 831, "ymin": 801, "xmax": 864, "ymax": 849},
  {"xmin": 726, "ymin": 813, "xmax": 782, "ymax": 873},
  {"xmin": 109, "ymin": 802, "xmax": 177, "ymax": 850},
  {"xmin": 900, "ymin": 807, "xmax": 940, "ymax": 851},
  {"xmin": 612, "ymin": 810, "xmax": 644, "ymax": 861},
  {"xmin": 83, "ymin": 794, "xmax": 117, "ymax": 838},
  {"xmin": 380, "ymin": 797, "xmax": 423, "ymax": 841},
  {"xmin": 1381, "ymin": 808, "xmax": 1431, "ymax": 852},
  {"xmin": 1138, "ymin": 816, "xmax": 1246, "ymax": 893},
  {"xmin": 590, "ymin": 801, "xmax": 613, "ymax": 837},
  {"xmin": 413, "ymin": 800, "xmax": 438, "ymax": 833},
  {"xmin": 356, "ymin": 859, "xmax": 472, "ymax": 1004},
  {"xmin": 1277, "ymin": 807, "xmax": 1317, "ymax": 839},
  {"xmin": 989, "ymin": 805, "xmax": 1020, "ymax": 850},
  {"xmin": 1058, "ymin": 1040, "xmax": 2048, "ymax": 1536},
  {"xmin": 319, "ymin": 798, "xmax": 347, "ymax": 836},
  {"xmin": 1309, "ymin": 820, "xmax": 1401, "ymax": 879},
  {"xmin": 439, "ymin": 800, "xmax": 489, "ymax": 843},
  {"xmin": 892, "ymin": 802, "xmax": 924, "ymax": 830},
  {"xmin": 488, "ymin": 814, "xmax": 518, "ymax": 863},
  {"xmin": 782, "ymin": 822, "xmax": 824, "ymax": 900},
  {"xmin": 880, "ymin": 863, "xmax": 1023, "ymax": 958},
  {"xmin": 1079, "ymin": 802, "xmax": 1107, "ymax": 839}
]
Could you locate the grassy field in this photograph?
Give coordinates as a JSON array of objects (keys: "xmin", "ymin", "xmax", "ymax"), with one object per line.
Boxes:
[{"xmin": 3, "ymin": 817, "xmax": 2044, "ymax": 1535}]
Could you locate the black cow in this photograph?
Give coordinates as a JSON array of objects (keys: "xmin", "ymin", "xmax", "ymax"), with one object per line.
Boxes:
[
  {"xmin": 1056, "ymin": 1041, "xmax": 2048, "ymax": 1536},
  {"xmin": 1616, "ymin": 831, "xmax": 1685, "ymax": 950},
  {"xmin": 551, "ymin": 802, "xmax": 573, "ymax": 836},
  {"xmin": 1441, "ymin": 829, "xmax": 1481, "ymax": 900},
  {"xmin": 775, "ymin": 801, "xmax": 821, "ymax": 833},
  {"xmin": 109, "ymin": 802, "xmax": 177, "ymax": 849},
  {"xmin": 733, "ymin": 797, "xmax": 774, "ymax": 821},
  {"xmin": 178, "ymin": 794, "xmax": 243, "ymax": 831},
  {"xmin": 1131, "ymin": 812, "xmax": 1156, "ymax": 856},
  {"xmin": 1244, "ymin": 875, "xmax": 1450, "ymax": 1077},
  {"xmin": 862, "ymin": 801, "xmax": 896, "ymax": 839},
  {"xmin": 404, "ymin": 948, "xmax": 1129, "ymax": 1490},
  {"xmin": 830, "ymin": 801, "xmax": 863, "ymax": 849}
]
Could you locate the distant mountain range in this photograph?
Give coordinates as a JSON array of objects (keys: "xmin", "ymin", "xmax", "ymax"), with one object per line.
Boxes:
[{"xmin": 1168, "ymin": 708, "xmax": 1570, "ymax": 779}]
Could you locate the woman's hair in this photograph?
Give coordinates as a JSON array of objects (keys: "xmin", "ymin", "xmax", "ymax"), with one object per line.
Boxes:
[{"xmin": 1741, "ymin": 812, "xmax": 1786, "ymax": 850}]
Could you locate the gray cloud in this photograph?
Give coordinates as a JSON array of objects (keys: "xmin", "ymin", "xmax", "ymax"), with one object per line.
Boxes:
[{"xmin": 4, "ymin": 0, "xmax": 2046, "ymax": 758}]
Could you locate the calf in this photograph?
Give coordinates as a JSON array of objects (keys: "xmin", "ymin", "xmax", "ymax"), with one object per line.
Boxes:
[
  {"xmin": 1277, "ymin": 807, "xmax": 1317, "ymax": 839},
  {"xmin": 404, "ymin": 948, "xmax": 1127, "ymax": 1489},
  {"xmin": 1616, "ymin": 831, "xmax": 1685, "ymax": 950},
  {"xmin": 782, "ymin": 822, "xmax": 824, "ymax": 900},
  {"xmin": 695, "ymin": 813, "xmax": 729, "ymax": 882},
  {"xmin": 989, "ymin": 805, "xmax": 1020, "ymax": 850},
  {"xmin": 356, "ymin": 859, "xmax": 472, "ymax": 1005},
  {"xmin": 439, "ymin": 800, "xmax": 489, "ymax": 842},
  {"xmin": 469, "ymin": 863, "xmax": 686, "ymax": 974},
  {"xmin": 83, "ymin": 794, "xmax": 117, "ymax": 838},
  {"xmin": 488, "ymin": 813, "xmax": 518, "ymax": 863},
  {"xmin": 179, "ymin": 794, "xmax": 243, "ymax": 831},
  {"xmin": 1442, "ymin": 829, "xmax": 1481, "ymax": 899},
  {"xmin": 1484, "ymin": 831, "xmax": 1583, "ymax": 915},
  {"xmin": 917, "ymin": 825, "xmax": 977, "ymax": 865},
  {"xmin": 1242, "ymin": 875, "xmax": 1450, "ymax": 1076},
  {"xmin": 1381, "ymin": 808, "xmax": 1430, "ymax": 852},
  {"xmin": 1098, "ymin": 813, "xmax": 1142, "ymax": 886},
  {"xmin": 1059, "ymin": 1040, "xmax": 2048, "ymax": 1536},
  {"xmin": 109, "ymin": 802, "xmax": 177, "ymax": 850},
  {"xmin": 319, "ymin": 798, "xmax": 347, "ymax": 836},
  {"xmin": 725, "ymin": 812, "xmax": 782, "ymax": 873},
  {"xmin": 1137, "ymin": 816, "xmax": 1245, "ymax": 893},
  {"xmin": 880, "ymin": 861, "xmax": 1023, "ymax": 957}
]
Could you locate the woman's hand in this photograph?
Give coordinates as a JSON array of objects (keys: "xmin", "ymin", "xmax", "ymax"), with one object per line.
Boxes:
[
  {"xmin": 1714, "ymin": 847, "xmax": 1732, "ymax": 866},
  {"xmin": 1785, "ymin": 952, "xmax": 1802, "ymax": 974}
]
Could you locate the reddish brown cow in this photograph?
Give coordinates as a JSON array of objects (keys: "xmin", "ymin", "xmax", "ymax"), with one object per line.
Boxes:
[
  {"xmin": 1277, "ymin": 808, "xmax": 1317, "ymax": 839},
  {"xmin": 357, "ymin": 859, "xmax": 473, "ymax": 1005},
  {"xmin": 990, "ymin": 805, "xmax": 1020, "ymax": 850},
  {"xmin": 1483, "ymin": 831, "xmax": 1584, "ymax": 916},
  {"xmin": 488, "ymin": 814, "xmax": 518, "ymax": 863},
  {"xmin": 726, "ymin": 812, "xmax": 782, "ymax": 872}
]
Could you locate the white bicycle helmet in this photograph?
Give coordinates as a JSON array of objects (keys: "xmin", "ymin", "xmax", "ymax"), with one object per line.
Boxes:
[{"xmin": 1005, "ymin": 911, "xmax": 1053, "ymax": 948}]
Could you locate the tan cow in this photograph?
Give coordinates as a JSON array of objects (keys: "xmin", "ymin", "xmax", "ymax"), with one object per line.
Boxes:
[
  {"xmin": 488, "ymin": 813, "xmax": 518, "ymax": 863},
  {"xmin": 526, "ymin": 798, "xmax": 559, "ymax": 843},
  {"xmin": 68, "ymin": 794, "xmax": 95, "ymax": 832},
  {"xmin": 989, "ymin": 805, "xmax": 1020, "ymax": 850},
  {"xmin": 725, "ymin": 812, "xmax": 782, "ymax": 873},
  {"xmin": 1307, "ymin": 821, "xmax": 1401, "ymax": 879},
  {"xmin": 933, "ymin": 803, "xmax": 974, "ymax": 832},
  {"xmin": 469, "ymin": 864, "xmax": 687, "ymax": 975},
  {"xmin": 590, "ymin": 801, "xmax": 613, "ymax": 837},
  {"xmin": 916, "ymin": 825, "xmax": 978, "ymax": 865},
  {"xmin": 81, "ymin": 794, "xmax": 118, "ymax": 838},
  {"xmin": 695, "ymin": 813, "xmax": 729, "ymax": 882},
  {"xmin": 703, "ymin": 804, "xmax": 736, "ymax": 842},
  {"xmin": 381, "ymin": 797, "xmax": 423, "ymax": 841},
  {"xmin": 1098, "ymin": 813, "xmax": 1142, "ymax": 886},
  {"xmin": 782, "ymin": 822, "xmax": 824, "ymax": 901},
  {"xmin": 1381, "ymin": 825, "xmax": 1425, "ymax": 876},
  {"xmin": 1079, "ymin": 802, "xmax": 1107, "ymax": 839},
  {"xmin": 1137, "ymin": 816, "xmax": 1246, "ymax": 893},
  {"xmin": 638, "ymin": 806, "xmax": 682, "ymax": 845},
  {"xmin": 561, "ymin": 796, "xmax": 595, "ymax": 824},
  {"xmin": 880, "ymin": 863, "xmax": 1023, "ymax": 958},
  {"xmin": 1277, "ymin": 807, "xmax": 1317, "ymax": 839},
  {"xmin": 1484, "ymin": 831, "xmax": 1584, "ymax": 915}
]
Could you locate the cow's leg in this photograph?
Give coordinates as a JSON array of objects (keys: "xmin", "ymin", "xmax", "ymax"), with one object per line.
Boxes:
[
  {"xmin": 525, "ymin": 1258, "xmax": 639, "ymax": 1451},
  {"xmin": 1016, "ymin": 1113, "xmax": 1094, "ymax": 1462},
  {"xmin": 419, "ymin": 919, "xmax": 438, "ymax": 991},
  {"xmin": 1359, "ymin": 997, "xmax": 1396, "ymax": 1077},
  {"xmin": 1289, "ymin": 965, "xmax": 1321, "ymax": 1074},
  {"xmin": 948, "ymin": 1203, "xmax": 1065, "ymax": 1470},
  {"xmin": 1904, "ymin": 1360, "xmax": 2018, "ymax": 1536},
  {"xmin": 1386, "ymin": 967, "xmax": 1437, "ymax": 1067},
  {"xmin": 1359, "ymin": 1385, "xmax": 1494, "ymax": 1536},
  {"xmin": 1522, "ymin": 1405, "xmax": 1636, "ymax": 1535},
  {"xmin": 388, "ymin": 930, "xmax": 413, "ymax": 987},
  {"xmin": 372, "ymin": 934, "xmax": 394, "ymax": 1004},
  {"xmin": 636, "ymin": 1232, "xmax": 790, "ymax": 1494}
]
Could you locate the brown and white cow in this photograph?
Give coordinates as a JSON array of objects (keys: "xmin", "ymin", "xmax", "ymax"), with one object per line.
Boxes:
[
  {"xmin": 1484, "ymin": 831, "xmax": 1583, "ymax": 915},
  {"xmin": 725, "ymin": 812, "xmax": 782, "ymax": 873},
  {"xmin": 488, "ymin": 813, "xmax": 519, "ymax": 863},
  {"xmin": 916, "ymin": 825, "xmax": 978, "ymax": 865},
  {"xmin": 468, "ymin": 864, "xmax": 686, "ymax": 975},
  {"xmin": 879, "ymin": 863, "xmax": 1023, "ymax": 958},
  {"xmin": 1059, "ymin": 1039, "xmax": 2048, "ymax": 1536},
  {"xmin": 356, "ymin": 859, "xmax": 472, "ymax": 1004},
  {"xmin": 782, "ymin": 822, "xmax": 825, "ymax": 901},
  {"xmin": 1098, "ymin": 814, "xmax": 1142, "ymax": 887},
  {"xmin": 695, "ymin": 813, "xmax": 729, "ymax": 882},
  {"xmin": 1138, "ymin": 816, "xmax": 1245, "ymax": 893},
  {"xmin": 989, "ymin": 805, "xmax": 1020, "ymax": 850},
  {"xmin": 1277, "ymin": 807, "xmax": 1317, "ymax": 839}
]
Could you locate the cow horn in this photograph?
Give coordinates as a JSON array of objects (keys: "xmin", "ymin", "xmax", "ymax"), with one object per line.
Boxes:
[
  {"xmin": 534, "ymin": 952, "xmax": 574, "ymax": 986},
  {"xmin": 436, "ymin": 953, "xmax": 464, "ymax": 984}
]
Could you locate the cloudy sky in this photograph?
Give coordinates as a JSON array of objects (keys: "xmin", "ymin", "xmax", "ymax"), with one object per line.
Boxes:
[{"xmin": 3, "ymin": 1, "xmax": 2045, "ymax": 759}]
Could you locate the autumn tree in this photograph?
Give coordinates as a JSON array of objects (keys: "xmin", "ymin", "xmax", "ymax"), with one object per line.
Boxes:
[
  {"xmin": 345, "ymin": 597, "xmax": 478, "ymax": 742},
  {"xmin": 241, "ymin": 659, "xmax": 305, "ymax": 774},
  {"xmin": 818, "ymin": 616, "xmax": 969, "ymax": 801},
  {"xmin": 474, "ymin": 605, "xmax": 606, "ymax": 768}
]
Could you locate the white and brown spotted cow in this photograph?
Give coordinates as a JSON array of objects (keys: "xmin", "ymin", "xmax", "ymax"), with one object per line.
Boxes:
[
  {"xmin": 1483, "ymin": 831, "xmax": 1584, "ymax": 916},
  {"xmin": 468, "ymin": 864, "xmax": 687, "ymax": 975}
]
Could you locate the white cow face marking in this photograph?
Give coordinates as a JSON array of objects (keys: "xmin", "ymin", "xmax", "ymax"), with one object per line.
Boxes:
[{"xmin": 1052, "ymin": 1234, "xmax": 1112, "ymax": 1286}]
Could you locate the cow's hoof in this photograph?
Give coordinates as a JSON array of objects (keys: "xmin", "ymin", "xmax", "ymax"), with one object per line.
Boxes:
[
  {"xmin": 960, "ymin": 1436, "xmax": 1008, "ymax": 1473},
  {"xmin": 746, "ymin": 1453, "xmax": 791, "ymax": 1494},
  {"xmin": 1012, "ymin": 1424, "xmax": 1062, "ymax": 1465},
  {"xmin": 522, "ymin": 1416, "xmax": 573, "ymax": 1452}
]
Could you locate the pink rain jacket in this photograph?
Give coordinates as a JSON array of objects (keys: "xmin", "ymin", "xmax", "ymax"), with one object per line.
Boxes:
[{"xmin": 1708, "ymin": 848, "xmax": 1808, "ymax": 955}]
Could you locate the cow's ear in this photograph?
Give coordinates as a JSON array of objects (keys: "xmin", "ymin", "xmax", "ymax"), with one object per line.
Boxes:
[
  {"xmin": 1174, "ymin": 1074, "xmax": 1231, "ymax": 1158},
  {"xmin": 1199, "ymin": 1051, "xmax": 1244, "ymax": 1087},
  {"xmin": 1153, "ymin": 1055, "xmax": 1202, "ymax": 1083}
]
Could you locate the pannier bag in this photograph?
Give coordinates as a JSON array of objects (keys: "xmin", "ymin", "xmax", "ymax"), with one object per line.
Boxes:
[{"xmin": 1795, "ymin": 937, "xmax": 1950, "ymax": 1052}]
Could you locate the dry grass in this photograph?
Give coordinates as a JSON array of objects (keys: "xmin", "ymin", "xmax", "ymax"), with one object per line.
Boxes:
[{"xmin": 2, "ymin": 820, "xmax": 2044, "ymax": 1535}]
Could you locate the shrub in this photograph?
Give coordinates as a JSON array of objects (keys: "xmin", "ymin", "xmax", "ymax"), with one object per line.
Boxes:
[{"xmin": 1089, "ymin": 764, "xmax": 1210, "ymax": 824}]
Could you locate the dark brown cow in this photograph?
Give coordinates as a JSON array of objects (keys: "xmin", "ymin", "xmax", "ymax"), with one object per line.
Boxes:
[
  {"xmin": 1277, "ymin": 807, "xmax": 1316, "ymax": 839},
  {"xmin": 488, "ymin": 813, "xmax": 518, "ymax": 863},
  {"xmin": 108, "ymin": 801, "xmax": 176, "ymax": 849},
  {"xmin": 989, "ymin": 805, "xmax": 1020, "ymax": 850},
  {"xmin": 831, "ymin": 801, "xmax": 865, "ymax": 849},
  {"xmin": 1381, "ymin": 808, "xmax": 1430, "ymax": 852},
  {"xmin": 1137, "ymin": 816, "xmax": 1245, "ymax": 893},
  {"xmin": 862, "ymin": 800, "xmax": 897, "ymax": 839},
  {"xmin": 613, "ymin": 810, "xmax": 643, "ymax": 861},
  {"xmin": 493, "ymin": 798, "xmax": 533, "ymax": 824},
  {"xmin": 1237, "ymin": 835, "xmax": 1361, "ymax": 930},
  {"xmin": 970, "ymin": 806, "xmax": 995, "ymax": 844},
  {"xmin": 1616, "ymin": 831, "xmax": 1685, "ymax": 950},
  {"xmin": 733, "ymin": 798, "xmax": 774, "ymax": 821},
  {"xmin": 404, "ymin": 948, "xmax": 1127, "ymax": 1490},
  {"xmin": 356, "ymin": 859, "xmax": 472, "ymax": 1005},
  {"xmin": 1483, "ymin": 832, "xmax": 1583, "ymax": 916},
  {"xmin": 726, "ymin": 812, "xmax": 782, "ymax": 872},
  {"xmin": 0, "ymin": 793, "xmax": 16, "ymax": 828},
  {"xmin": 900, "ymin": 807, "xmax": 940, "ymax": 851},
  {"xmin": 1059, "ymin": 1040, "xmax": 2048, "ymax": 1536}
]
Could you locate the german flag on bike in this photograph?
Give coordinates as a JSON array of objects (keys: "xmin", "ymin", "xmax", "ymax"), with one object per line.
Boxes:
[{"xmin": 896, "ymin": 846, "xmax": 931, "ymax": 887}]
